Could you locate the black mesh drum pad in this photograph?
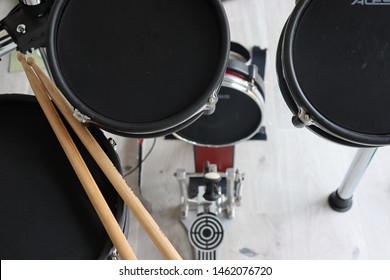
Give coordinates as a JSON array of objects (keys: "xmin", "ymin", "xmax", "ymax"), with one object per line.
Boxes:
[
  {"xmin": 279, "ymin": 0, "xmax": 390, "ymax": 145},
  {"xmin": 47, "ymin": 0, "xmax": 229, "ymax": 136},
  {"xmin": 0, "ymin": 95, "xmax": 124, "ymax": 259}
]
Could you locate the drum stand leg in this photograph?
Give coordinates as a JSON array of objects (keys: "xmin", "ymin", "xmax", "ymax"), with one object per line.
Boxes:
[
  {"xmin": 328, "ymin": 147, "xmax": 377, "ymax": 212},
  {"xmin": 38, "ymin": 48, "xmax": 54, "ymax": 79}
]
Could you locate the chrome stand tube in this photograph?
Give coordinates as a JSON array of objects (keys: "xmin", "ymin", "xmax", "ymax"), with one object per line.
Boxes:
[
  {"xmin": 38, "ymin": 47, "xmax": 53, "ymax": 80},
  {"xmin": 0, "ymin": 28, "xmax": 16, "ymax": 58},
  {"xmin": 338, "ymin": 147, "xmax": 377, "ymax": 200},
  {"xmin": 329, "ymin": 147, "xmax": 377, "ymax": 212}
]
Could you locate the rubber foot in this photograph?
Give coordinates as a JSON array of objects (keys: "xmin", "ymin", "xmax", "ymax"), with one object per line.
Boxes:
[{"xmin": 328, "ymin": 191, "xmax": 353, "ymax": 212}]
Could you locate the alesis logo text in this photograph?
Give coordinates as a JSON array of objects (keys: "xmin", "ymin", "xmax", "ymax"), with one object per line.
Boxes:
[{"xmin": 352, "ymin": 0, "xmax": 390, "ymax": 5}]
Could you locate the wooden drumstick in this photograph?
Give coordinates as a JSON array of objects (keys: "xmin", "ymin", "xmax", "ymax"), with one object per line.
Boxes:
[
  {"xmin": 27, "ymin": 57, "xmax": 182, "ymax": 260},
  {"xmin": 17, "ymin": 53, "xmax": 137, "ymax": 260}
]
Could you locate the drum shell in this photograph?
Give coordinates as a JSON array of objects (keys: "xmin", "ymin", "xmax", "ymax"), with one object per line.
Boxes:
[
  {"xmin": 174, "ymin": 62, "xmax": 265, "ymax": 147},
  {"xmin": 46, "ymin": 0, "xmax": 230, "ymax": 137},
  {"xmin": 0, "ymin": 94, "xmax": 128, "ymax": 259}
]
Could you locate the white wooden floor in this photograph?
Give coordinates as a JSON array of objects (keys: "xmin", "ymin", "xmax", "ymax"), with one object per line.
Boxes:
[{"xmin": 1, "ymin": 0, "xmax": 390, "ymax": 260}]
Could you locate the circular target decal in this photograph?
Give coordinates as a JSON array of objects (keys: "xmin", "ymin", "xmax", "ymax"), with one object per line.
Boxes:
[{"xmin": 189, "ymin": 214, "xmax": 224, "ymax": 251}]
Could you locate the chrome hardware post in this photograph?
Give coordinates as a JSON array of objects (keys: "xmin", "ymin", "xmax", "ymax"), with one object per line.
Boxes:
[
  {"xmin": 0, "ymin": 28, "xmax": 17, "ymax": 58},
  {"xmin": 329, "ymin": 147, "xmax": 377, "ymax": 212},
  {"xmin": 176, "ymin": 168, "xmax": 189, "ymax": 218},
  {"xmin": 21, "ymin": 0, "xmax": 43, "ymax": 5},
  {"xmin": 226, "ymin": 168, "xmax": 235, "ymax": 218}
]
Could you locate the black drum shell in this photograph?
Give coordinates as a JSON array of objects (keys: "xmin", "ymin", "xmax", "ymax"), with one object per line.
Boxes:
[
  {"xmin": 277, "ymin": 0, "xmax": 390, "ymax": 146},
  {"xmin": 46, "ymin": 0, "xmax": 230, "ymax": 137},
  {"xmin": 0, "ymin": 94, "xmax": 127, "ymax": 259},
  {"xmin": 174, "ymin": 60, "xmax": 265, "ymax": 147}
]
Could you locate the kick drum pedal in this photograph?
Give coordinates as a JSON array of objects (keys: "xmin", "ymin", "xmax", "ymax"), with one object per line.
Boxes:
[{"xmin": 175, "ymin": 162, "xmax": 244, "ymax": 260}]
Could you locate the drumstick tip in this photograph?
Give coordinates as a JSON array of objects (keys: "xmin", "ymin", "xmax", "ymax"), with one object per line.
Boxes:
[
  {"xmin": 27, "ymin": 57, "xmax": 36, "ymax": 66},
  {"xmin": 17, "ymin": 52, "xmax": 26, "ymax": 62}
]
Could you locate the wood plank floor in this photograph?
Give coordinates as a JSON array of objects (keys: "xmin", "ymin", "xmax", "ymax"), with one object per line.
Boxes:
[{"xmin": 1, "ymin": 0, "xmax": 390, "ymax": 260}]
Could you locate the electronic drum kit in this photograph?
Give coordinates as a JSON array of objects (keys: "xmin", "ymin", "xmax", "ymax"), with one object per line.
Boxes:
[{"xmin": 0, "ymin": 0, "xmax": 389, "ymax": 260}]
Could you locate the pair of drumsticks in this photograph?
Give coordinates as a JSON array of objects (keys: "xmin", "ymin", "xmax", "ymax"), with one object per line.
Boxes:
[{"xmin": 17, "ymin": 53, "xmax": 182, "ymax": 260}]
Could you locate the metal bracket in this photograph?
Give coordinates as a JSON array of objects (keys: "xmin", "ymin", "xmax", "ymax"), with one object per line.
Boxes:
[
  {"xmin": 109, "ymin": 249, "xmax": 120, "ymax": 260},
  {"xmin": 73, "ymin": 108, "xmax": 91, "ymax": 123},
  {"xmin": 297, "ymin": 107, "xmax": 315, "ymax": 126},
  {"xmin": 203, "ymin": 89, "xmax": 219, "ymax": 115},
  {"xmin": 292, "ymin": 107, "xmax": 315, "ymax": 128},
  {"xmin": 108, "ymin": 138, "xmax": 117, "ymax": 150}
]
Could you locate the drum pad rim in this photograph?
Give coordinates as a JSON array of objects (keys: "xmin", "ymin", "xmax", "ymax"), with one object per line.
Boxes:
[
  {"xmin": 279, "ymin": 0, "xmax": 390, "ymax": 146},
  {"xmin": 46, "ymin": 0, "xmax": 230, "ymax": 136}
]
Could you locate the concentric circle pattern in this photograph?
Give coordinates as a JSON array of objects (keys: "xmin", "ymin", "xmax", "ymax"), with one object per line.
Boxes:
[{"xmin": 189, "ymin": 214, "xmax": 224, "ymax": 251}]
